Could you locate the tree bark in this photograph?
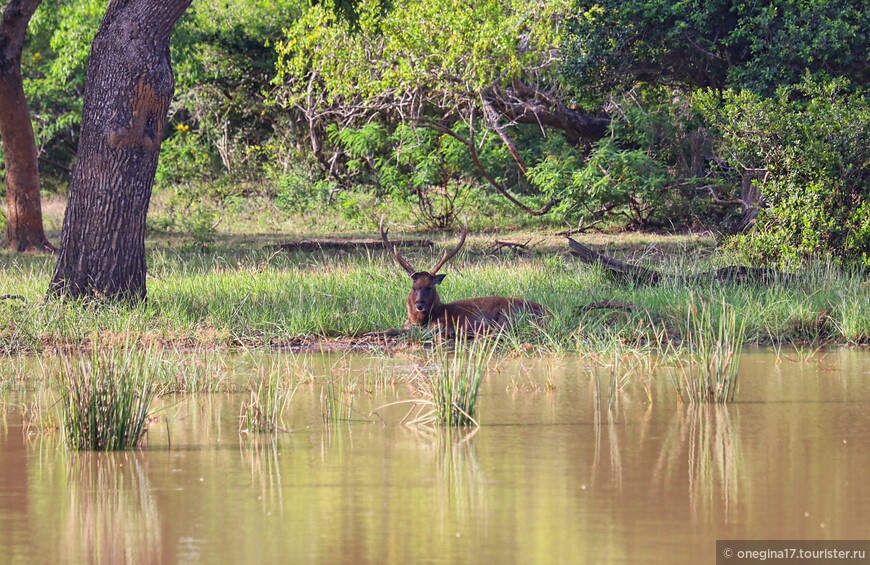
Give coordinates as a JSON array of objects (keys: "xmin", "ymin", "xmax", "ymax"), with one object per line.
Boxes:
[
  {"xmin": 48, "ymin": 0, "xmax": 191, "ymax": 301},
  {"xmin": 0, "ymin": 0, "xmax": 54, "ymax": 252}
]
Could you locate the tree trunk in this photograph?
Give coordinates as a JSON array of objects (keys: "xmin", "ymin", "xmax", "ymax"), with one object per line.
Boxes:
[
  {"xmin": 0, "ymin": 0, "xmax": 53, "ymax": 252},
  {"xmin": 48, "ymin": 0, "xmax": 191, "ymax": 301}
]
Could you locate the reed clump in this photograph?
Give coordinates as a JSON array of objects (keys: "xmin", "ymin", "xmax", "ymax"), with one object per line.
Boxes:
[
  {"xmin": 320, "ymin": 376, "xmax": 357, "ymax": 423},
  {"xmin": 411, "ymin": 331, "xmax": 500, "ymax": 427},
  {"xmin": 678, "ymin": 297, "xmax": 746, "ymax": 404},
  {"xmin": 58, "ymin": 348, "xmax": 160, "ymax": 451}
]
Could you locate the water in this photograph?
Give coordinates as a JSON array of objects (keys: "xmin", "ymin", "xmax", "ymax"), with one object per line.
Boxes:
[{"xmin": 1, "ymin": 350, "xmax": 869, "ymax": 564}]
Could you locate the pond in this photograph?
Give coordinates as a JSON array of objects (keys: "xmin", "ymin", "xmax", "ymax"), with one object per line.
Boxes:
[{"xmin": 1, "ymin": 350, "xmax": 869, "ymax": 564}]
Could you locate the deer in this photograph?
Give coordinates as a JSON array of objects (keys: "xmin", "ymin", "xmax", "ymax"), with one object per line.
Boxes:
[{"xmin": 379, "ymin": 219, "xmax": 547, "ymax": 337}]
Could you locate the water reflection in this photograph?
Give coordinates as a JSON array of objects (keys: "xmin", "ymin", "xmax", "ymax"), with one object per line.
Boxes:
[
  {"xmin": 240, "ymin": 436, "xmax": 285, "ymax": 516},
  {"xmin": 62, "ymin": 452, "xmax": 162, "ymax": 565},
  {"xmin": 653, "ymin": 406, "xmax": 743, "ymax": 524},
  {"xmin": 0, "ymin": 351, "xmax": 869, "ymax": 564},
  {"xmin": 432, "ymin": 428, "xmax": 487, "ymax": 532}
]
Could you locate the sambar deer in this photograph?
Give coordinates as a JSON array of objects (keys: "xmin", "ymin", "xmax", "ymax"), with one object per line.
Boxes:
[{"xmin": 380, "ymin": 219, "xmax": 546, "ymax": 336}]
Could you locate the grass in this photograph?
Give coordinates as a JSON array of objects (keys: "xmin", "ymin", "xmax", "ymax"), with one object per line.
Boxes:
[
  {"xmin": 320, "ymin": 376, "xmax": 356, "ymax": 423},
  {"xmin": 676, "ymin": 297, "xmax": 746, "ymax": 403},
  {"xmin": 1, "ymin": 231, "xmax": 868, "ymax": 356},
  {"xmin": 58, "ymin": 347, "xmax": 159, "ymax": 451},
  {"xmin": 408, "ymin": 331, "xmax": 501, "ymax": 427},
  {"xmin": 239, "ymin": 356, "xmax": 296, "ymax": 433}
]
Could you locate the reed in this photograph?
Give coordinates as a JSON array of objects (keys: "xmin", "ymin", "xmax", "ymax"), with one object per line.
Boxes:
[
  {"xmin": 679, "ymin": 296, "xmax": 746, "ymax": 403},
  {"xmin": 411, "ymin": 331, "xmax": 500, "ymax": 427},
  {"xmin": 58, "ymin": 348, "xmax": 159, "ymax": 451},
  {"xmin": 239, "ymin": 358, "xmax": 295, "ymax": 433},
  {"xmin": 320, "ymin": 376, "xmax": 356, "ymax": 423}
]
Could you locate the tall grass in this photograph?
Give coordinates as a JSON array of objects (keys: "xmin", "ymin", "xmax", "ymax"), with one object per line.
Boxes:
[
  {"xmin": 2, "ymin": 234, "xmax": 868, "ymax": 355},
  {"xmin": 320, "ymin": 376, "xmax": 356, "ymax": 423},
  {"xmin": 678, "ymin": 297, "xmax": 746, "ymax": 403},
  {"xmin": 239, "ymin": 358, "xmax": 296, "ymax": 433},
  {"xmin": 410, "ymin": 332, "xmax": 500, "ymax": 427},
  {"xmin": 58, "ymin": 348, "xmax": 159, "ymax": 450}
]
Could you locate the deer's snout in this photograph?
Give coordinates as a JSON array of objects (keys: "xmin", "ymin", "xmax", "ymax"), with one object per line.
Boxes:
[{"xmin": 414, "ymin": 301, "xmax": 427, "ymax": 312}]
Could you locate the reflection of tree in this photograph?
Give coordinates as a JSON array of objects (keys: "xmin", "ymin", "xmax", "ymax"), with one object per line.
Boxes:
[
  {"xmin": 653, "ymin": 406, "xmax": 744, "ymax": 523},
  {"xmin": 62, "ymin": 452, "xmax": 162, "ymax": 565}
]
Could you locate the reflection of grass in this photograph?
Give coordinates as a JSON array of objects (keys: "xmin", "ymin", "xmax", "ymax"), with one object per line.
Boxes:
[
  {"xmin": 58, "ymin": 348, "xmax": 159, "ymax": 451},
  {"xmin": 63, "ymin": 452, "xmax": 162, "ymax": 564},
  {"xmin": 433, "ymin": 428, "xmax": 485, "ymax": 528},
  {"xmin": 241, "ymin": 436, "xmax": 285, "ymax": 515},
  {"xmin": 678, "ymin": 297, "xmax": 746, "ymax": 404},
  {"xmin": 653, "ymin": 406, "xmax": 743, "ymax": 522}
]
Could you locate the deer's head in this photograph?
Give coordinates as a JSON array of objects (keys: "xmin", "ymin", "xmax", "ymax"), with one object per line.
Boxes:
[{"xmin": 380, "ymin": 219, "xmax": 468, "ymax": 324}]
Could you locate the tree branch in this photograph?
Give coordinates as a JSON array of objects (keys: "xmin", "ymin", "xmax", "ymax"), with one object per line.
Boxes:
[{"xmin": 420, "ymin": 115, "xmax": 557, "ymax": 216}]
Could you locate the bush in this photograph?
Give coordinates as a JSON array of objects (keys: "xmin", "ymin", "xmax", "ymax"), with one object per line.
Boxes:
[{"xmin": 698, "ymin": 78, "xmax": 870, "ymax": 265}]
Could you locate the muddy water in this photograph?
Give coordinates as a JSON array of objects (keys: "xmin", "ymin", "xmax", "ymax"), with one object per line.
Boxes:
[{"xmin": 1, "ymin": 350, "xmax": 869, "ymax": 564}]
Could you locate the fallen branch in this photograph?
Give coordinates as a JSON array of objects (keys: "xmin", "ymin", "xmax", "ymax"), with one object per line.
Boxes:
[
  {"xmin": 490, "ymin": 239, "xmax": 532, "ymax": 255},
  {"xmin": 566, "ymin": 237, "xmax": 661, "ymax": 284},
  {"xmin": 274, "ymin": 238, "xmax": 434, "ymax": 252},
  {"xmin": 566, "ymin": 237, "xmax": 785, "ymax": 285}
]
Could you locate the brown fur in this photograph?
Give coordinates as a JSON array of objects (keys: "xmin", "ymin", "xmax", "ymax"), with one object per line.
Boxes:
[
  {"xmin": 403, "ymin": 272, "xmax": 546, "ymax": 336},
  {"xmin": 381, "ymin": 218, "xmax": 546, "ymax": 336}
]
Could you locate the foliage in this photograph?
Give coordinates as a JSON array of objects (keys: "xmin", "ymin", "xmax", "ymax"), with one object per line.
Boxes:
[
  {"xmin": 565, "ymin": 0, "xmax": 870, "ymax": 99},
  {"xmin": 7, "ymin": 0, "xmax": 869, "ymax": 263},
  {"xmin": 697, "ymin": 78, "xmax": 870, "ymax": 265},
  {"xmin": 274, "ymin": 0, "xmax": 565, "ymax": 106},
  {"xmin": 273, "ymin": 0, "xmax": 605, "ymax": 217},
  {"xmin": 169, "ymin": 1, "xmax": 306, "ymax": 181},
  {"xmin": 22, "ymin": 0, "xmax": 106, "ymax": 187},
  {"xmin": 332, "ymin": 123, "xmax": 482, "ymax": 228},
  {"xmin": 154, "ymin": 123, "xmax": 219, "ymax": 186}
]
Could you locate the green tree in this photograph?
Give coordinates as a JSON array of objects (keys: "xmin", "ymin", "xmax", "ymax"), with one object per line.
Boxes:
[
  {"xmin": 564, "ymin": 0, "xmax": 870, "ymax": 98},
  {"xmin": 697, "ymin": 79, "xmax": 870, "ymax": 265},
  {"xmin": 273, "ymin": 0, "xmax": 609, "ymax": 217}
]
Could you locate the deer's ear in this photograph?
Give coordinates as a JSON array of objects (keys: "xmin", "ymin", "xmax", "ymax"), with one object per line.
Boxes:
[{"xmin": 434, "ymin": 274, "xmax": 447, "ymax": 285}]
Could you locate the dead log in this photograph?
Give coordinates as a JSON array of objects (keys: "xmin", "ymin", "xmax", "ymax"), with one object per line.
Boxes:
[
  {"xmin": 566, "ymin": 237, "xmax": 661, "ymax": 285},
  {"xmin": 274, "ymin": 238, "xmax": 434, "ymax": 253},
  {"xmin": 490, "ymin": 239, "xmax": 532, "ymax": 256},
  {"xmin": 566, "ymin": 237, "xmax": 785, "ymax": 285}
]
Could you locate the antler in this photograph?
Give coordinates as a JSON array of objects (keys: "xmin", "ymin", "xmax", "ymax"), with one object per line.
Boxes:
[
  {"xmin": 430, "ymin": 220, "xmax": 468, "ymax": 274},
  {"xmin": 379, "ymin": 217, "xmax": 417, "ymax": 275}
]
